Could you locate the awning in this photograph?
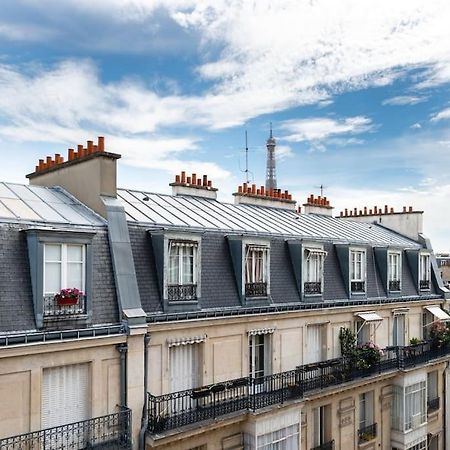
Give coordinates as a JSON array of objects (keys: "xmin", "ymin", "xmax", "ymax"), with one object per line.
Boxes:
[
  {"xmin": 424, "ymin": 306, "xmax": 450, "ymax": 322},
  {"xmin": 306, "ymin": 248, "xmax": 328, "ymax": 260},
  {"xmin": 355, "ymin": 312, "xmax": 383, "ymax": 322},
  {"xmin": 167, "ymin": 335, "xmax": 207, "ymax": 347},
  {"xmin": 248, "ymin": 327, "xmax": 275, "ymax": 336}
]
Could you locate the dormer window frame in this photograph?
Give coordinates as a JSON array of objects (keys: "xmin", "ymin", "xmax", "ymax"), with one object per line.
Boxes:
[
  {"xmin": 419, "ymin": 252, "xmax": 431, "ymax": 291},
  {"xmin": 302, "ymin": 244, "xmax": 327, "ymax": 297},
  {"xmin": 243, "ymin": 239, "xmax": 270, "ymax": 299},
  {"xmin": 350, "ymin": 247, "xmax": 367, "ymax": 295},
  {"xmin": 388, "ymin": 250, "xmax": 402, "ymax": 292}
]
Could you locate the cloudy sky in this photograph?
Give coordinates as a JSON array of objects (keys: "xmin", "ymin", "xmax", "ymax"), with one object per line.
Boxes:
[{"xmin": 0, "ymin": 1, "xmax": 450, "ymax": 250}]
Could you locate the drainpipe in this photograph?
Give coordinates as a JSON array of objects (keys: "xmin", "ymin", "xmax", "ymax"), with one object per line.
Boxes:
[
  {"xmin": 116, "ymin": 343, "xmax": 128, "ymax": 407},
  {"xmin": 139, "ymin": 334, "xmax": 151, "ymax": 450}
]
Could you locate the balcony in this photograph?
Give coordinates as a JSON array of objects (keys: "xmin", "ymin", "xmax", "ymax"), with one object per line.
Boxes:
[
  {"xmin": 304, "ymin": 281, "xmax": 322, "ymax": 295},
  {"xmin": 311, "ymin": 441, "xmax": 334, "ymax": 450},
  {"xmin": 427, "ymin": 397, "xmax": 440, "ymax": 414},
  {"xmin": 358, "ymin": 423, "xmax": 377, "ymax": 443},
  {"xmin": 0, "ymin": 407, "xmax": 131, "ymax": 450},
  {"xmin": 167, "ymin": 284, "xmax": 197, "ymax": 302},
  {"xmin": 389, "ymin": 280, "xmax": 401, "ymax": 291},
  {"xmin": 351, "ymin": 281, "xmax": 365, "ymax": 293},
  {"xmin": 43, "ymin": 294, "xmax": 86, "ymax": 318},
  {"xmin": 420, "ymin": 280, "xmax": 430, "ymax": 290},
  {"xmin": 245, "ymin": 282, "xmax": 267, "ymax": 297},
  {"xmin": 147, "ymin": 341, "xmax": 450, "ymax": 435}
]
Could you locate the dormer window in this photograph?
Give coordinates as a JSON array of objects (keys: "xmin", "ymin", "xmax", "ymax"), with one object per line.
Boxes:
[
  {"xmin": 304, "ymin": 248, "xmax": 327, "ymax": 295},
  {"xmin": 350, "ymin": 249, "xmax": 366, "ymax": 293},
  {"xmin": 388, "ymin": 251, "xmax": 401, "ymax": 292},
  {"xmin": 245, "ymin": 244, "xmax": 269, "ymax": 297},
  {"xmin": 419, "ymin": 253, "xmax": 431, "ymax": 291},
  {"xmin": 167, "ymin": 240, "xmax": 198, "ymax": 301}
]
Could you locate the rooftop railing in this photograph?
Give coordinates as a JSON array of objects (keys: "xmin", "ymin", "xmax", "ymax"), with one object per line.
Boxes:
[
  {"xmin": 167, "ymin": 284, "xmax": 197, "ymax": 302},
  {"xmin": 0, "ymin": 407, "xmax": 131, "ymax": 450},
  {"xmin": 245, "ymin": 282, "xmax": 268, "ymax": 297},
  {"xmin": 147, "ymin": 341, "xmax": 450, "ymax": 434},
  {"xmin": 43, "ymin": 294, "xmax": 87, "ymax": 318}
]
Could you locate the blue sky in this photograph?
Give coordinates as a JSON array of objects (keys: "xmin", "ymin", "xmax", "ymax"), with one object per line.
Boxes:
[{"xmin": 0, "ymin": 1, "xmax": 450, "ymax": 250}]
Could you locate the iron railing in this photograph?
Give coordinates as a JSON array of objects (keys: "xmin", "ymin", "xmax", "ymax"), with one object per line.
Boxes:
[
  {"xmin": 311, "ymin": 440, "xmax": 334, "ymax": 450},
  {"xmin": 389, "ymin": 280, "xmax": 401, "ymax": 291},
  {"xmin": 0, "ymin": 407, "xmax": 131, "ymax": 450},
  {"xmin": 304, "ymin": 282, "xmax": 322, "ymax": 295},
  {"xmin": 420, "ymin": 280, "xmax": 430, "ymax": 290},
  {"xmin": 358, "ymin": 423, "xmax": 377, "ymax": 443},
  {"xmin": 427, "ymin": 397, "xmax": 440, "ymax": 414},
  {"xmin": 245, "ymin": 282, "xmax": 267, "ymax": 297},
  {"xmin": 43, "ymin": 294, "xmax": 86, "ymax": 318},
  {"xmin": 167, "ymin": 284, "xmax": 197, "ymax": 301},
  {"xmin": 351, "ymin": 281, "xmax": 365, "ymax": 293},
  {"xmin": 147, "ymin": 342, "xmax": 450, "ymax": 434}
]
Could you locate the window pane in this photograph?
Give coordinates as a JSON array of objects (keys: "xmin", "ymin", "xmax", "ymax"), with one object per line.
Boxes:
[
  {"xmin": 182, "ymin": 247, "xmax": 194, "ymax": 284},
  {"xmin": 67, "ymin": 262, "xmax": 83, "ymax": 289},
  {"xmin": 45, "ymin": 262, "xmax": 61, "ymax": 293},
  {"xmin": 45, "ymin": 244, "xmax": 61, "ymax": 261},
  {"xmin": 168, "ymin": 245, "xmax": 180, "ymax": 284},
  {"xmin": 67, "ymin": 245, "xmax": 83, "ymax": 262}
]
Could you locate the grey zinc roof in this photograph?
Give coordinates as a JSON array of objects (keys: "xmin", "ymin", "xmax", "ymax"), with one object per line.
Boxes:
[
  {"xmin": 0, "ymin": 182, "xmax": 104, "ymax": 226},
  {"xmin": 117, "ymin": 189, "xmax": 421, "ymax": 248}
]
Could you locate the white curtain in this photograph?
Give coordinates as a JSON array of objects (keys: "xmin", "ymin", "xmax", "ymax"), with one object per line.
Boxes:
[
  {"xmin": 169, "ymin": 343, "xmax": 200, "ymax": 393},
  {"xmin": 305, "ymin": 325, "xmax": 322, "ymax": 364}
]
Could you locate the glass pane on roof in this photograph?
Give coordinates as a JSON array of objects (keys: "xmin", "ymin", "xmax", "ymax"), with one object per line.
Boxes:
[
  {"xmin": 117, "ymin": 190, "xmax": 160, "ymax": 223},
  {"xmin": 27, "ymin": 185, "xmax": 67, "ymax": 204},
  {"xmin": 6, "ymin": 184, "xmax": 41, "ymax": 201},
  {"xmin": 50, "ymin": 203, "xmax": 93, "ymax": 224},
  {"xmin": 25, "ymin": 200, "xmax": 67, "ymax": 222},
  {"xmin": 0, "ymin": 183, "xmax": 18, "ymax": 199},
  {"xmin": 1, "ymin": 198, "xmax": 42, "ymax": 220},
  {"xmin": 0, "ymin": 200, "xmax": 16, "ymax": 218}
]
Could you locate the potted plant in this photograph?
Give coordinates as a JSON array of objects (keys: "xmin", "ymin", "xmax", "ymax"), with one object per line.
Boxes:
[
  {"xmin": 55, "ymin": 288, "xmax": 82, "ymax": 306},
  {"xmin": 355, "ymin": 342, "xmax": 383, "ymax": 370},
  {"xmin": 430, "ymin": 320, "xmax": 449, "ymax": 349}
]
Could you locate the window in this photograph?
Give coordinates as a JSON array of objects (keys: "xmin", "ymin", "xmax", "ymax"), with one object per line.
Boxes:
[
  {"xmin": 406, "ymin": 440, "xmax": 427, "ymax": 450},
  {"xmin": 256, "ymin": 424, "xmax": 299, "ymax": 450},
  {"xmin": 359, "ymin": 391, "xmax": 374, "ymax": 431},
  {"xmin": 392, "ymin": 382, "xmax": 426, "ymax": 431},
  {"xmin": 388, "ymin": 252, "xmax": 401, "ymax": 291},
  {"xmin": 419, "ymin": 253, "xmax": 431, "ymax": 290},
  {"xmin": 245, "ymin": 245, "xmax": 269, "ymax": 297},
  {"xmin": 169, "ymin": 342, "xmax": 202, "ymax": 393},
  {"xmin": 393, "ymin": 314, "xmax": 406, "ymax": 346},
  {"xmin": 43, "ymin": 243, "xmax": 86, "ymax": 316},
  {"xmin": 427, "ymin": 371, "xmax": 439, "ymax": 414},
  {"xmin": 312, "ymin": 405, "xmax": 332, "ymax": 448},
  {"xmin": 167, "ymin": 240, "xmax": 198, "ymax": 301},
  {"xmin": 356, "ymin": 320, "xmax": 376, "ymax": 346},
  {"xmin": 249, "ymin": 333, "xmax": 271, "ymax": 382},
  {"xmin": 304, "ymin": 248, "xmax": 326, "ymax": 295},
  {"xmin": 350, "ymin": 249, "xmax": 366, "ymax": 293},
  {"xmin": 305, "ymin": 324, "xmax": 326, "ymax": 363}
]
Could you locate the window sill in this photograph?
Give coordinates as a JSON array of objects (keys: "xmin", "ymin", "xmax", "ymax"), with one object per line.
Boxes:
[{"xmin": 167, "ymin": 300, "xmax": 198, "ymax": 306}]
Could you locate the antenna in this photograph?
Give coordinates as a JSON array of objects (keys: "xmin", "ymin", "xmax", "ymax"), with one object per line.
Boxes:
[
  {"xmin": 315, "ymin": 184, "xmax": 327, "ymax": 196},
  {"xmin": 239, "ymin": 129, "xmax": 253, "ymax": 183}
]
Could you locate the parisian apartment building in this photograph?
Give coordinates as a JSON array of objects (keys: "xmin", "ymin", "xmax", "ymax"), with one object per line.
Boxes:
[{"xmin": 0, "ymin": 135, "xmax": 449, "ymax": 450}]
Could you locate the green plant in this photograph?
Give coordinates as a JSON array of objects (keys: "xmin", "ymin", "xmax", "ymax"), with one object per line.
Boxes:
[
  {"xmin": 355, "ymin": 342, "xmax": 383, "ymax": 369},
  {"xmin": 339, "ymin": 327, "xmax": 356, "ymax": 358},
  {"xmin": 430, "ymin": 320, "xmax": 450, "ymax": 348},
  {"xmin": 409, "ymin": 337, "xmax": 420, "ymax": 345}
]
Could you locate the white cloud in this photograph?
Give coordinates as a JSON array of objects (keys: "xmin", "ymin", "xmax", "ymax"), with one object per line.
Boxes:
[
  {"xmin": 275, "ymin": 145, "xmax": 294, "ymax": 161},
  {"xmin": 411, "ymin": 123, "xmax": 422, "ymax": 129},
  {"xmin": 0, "ymin": 22, "xmax": 55, "ymax": 41},
  {"xmin": 382, "ymin": 95, "xmax": 427, "ymax": 106},
  {"xmin": 281, "ymin": 116, "xmax": 373, "ymax": 143},
  {"xmin": 430, "ymin": 107, "xmax": 450, "ymax": 122}
]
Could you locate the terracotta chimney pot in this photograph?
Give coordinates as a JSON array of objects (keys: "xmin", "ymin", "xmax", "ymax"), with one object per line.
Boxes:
[
  {"xmin": 187, "ymin": 176, "xmax": 191, "ymax": 184},
  {"xmin": 175, "ymin": 174, "xmax": 180, "ymax": 183},
  {"xmin": 191, "ymin": 173, "xmax": 196, "ymax": 185},
  {"xmin": 197, "ymin": 179, "xmax": 201, "ymax": 186},
  {"xmin": 181, "ymin": 171, "xmax": 186, "ymax": 183},
  {"xmin": 409, "ymin": 206, "xmax": 413, "ymax": 212},
  {"xmin": 364, "ymin": 206, "xmax": 367, "ymax": 215},
  {"xmin": 87, "ymin": 140, "xmax": 94, "ymax": 154},
  {"xmin": 203, "ymin": 175, "xmax": 207, "ymax": 186},
  {"xmin": 390, "ymin": 207, "xmax": 394, "ymax": 213},
  {"xmin": 340, "ymin": 211, "xmax": 343, "ymax": 217},
  {"xmin": 384, "ymin": 205, "xmax": 388, "ymax": 214},
  {"xmin": 344, "ymin": 208, "xmax": 348, "ymax": 216},
  {"xmin": 98, "ymin": 136, "xmax": 105, "ymax": 152},
  {"xmin": 207, "ymin": 180, "xmax": 212, "ymax": 187},
  {"xmin": 403, "ymin": 206, "xmax": 407, "ymax": 213}
]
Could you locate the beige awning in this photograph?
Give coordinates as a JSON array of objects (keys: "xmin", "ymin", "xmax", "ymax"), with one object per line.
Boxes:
[
  {"xmin": 424, "ymin": 306, "xmax": 450, "ymax": 322},
  {"xmin": 355, "ymin": 312, "xmax": 383, "ymax": 322},
  {"xmin": 248, "ymin": 327, "xmax": 275, "ymax": 336},
  {"xmin": 167, "ymin": 335, "xmax": 207, "ymax": 347}
]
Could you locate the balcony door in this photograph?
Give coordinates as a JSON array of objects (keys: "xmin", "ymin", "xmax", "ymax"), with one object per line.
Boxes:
[
  {"xmin": 249, "ymin": 333, "xmax": 271, "ymax": 389},
  {"xmin": 305, "ymin": 325, "xmax": 325, "ymax": 364},
  {"xmin": 169, "ymin": 343, "xmax": 201, "ymax": 393}
]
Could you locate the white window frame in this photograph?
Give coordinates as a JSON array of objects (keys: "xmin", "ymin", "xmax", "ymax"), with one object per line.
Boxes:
[
  {"xmin": 312, "ymin": 405, "xmax": 331, "ymax": 447},
  {"xmin": 359, "ymin": 391, "xmax": 374, "ymax": 431},
  {"xmin": 392, "ymin": 313, "xmax": 407, "ymax": 347},
  {"xmin": 404, "ymin": 381, "xmax": 427, "ymax": 431},
  {"xmin": 419, "ymin": 253, "xmax": 431, "ymax": 290},
  {"xmin": 350, "ymin": 248, "xmax": 366, "ymax": 293},
  {"xmin": 256, "ymin": 424, "xmax": 299, "ymax": 450},
  {"xmin": 245, "ymin": 245, "xmax": 269, "ymax": 284},
  {"xmin": 388, "ymin": 251, "xmax": 402, "ymax": 291},
  {"xmin": 167, "ymin": 240, "xmax": 198, "ymax": 286},
  {"xmin": 406, "ymin": 439, "xmax": 427, "ymax": 450},
  {"xmin": 243, "ymin": 239, "xmax": 271, "ymax": 297},
  {"xmin": 249, "ymin": 332, "xmax": 272, "ymax": 380},
  {"xmin": 43, "ymin": 243, "xmax": 86, "ymax": 294},
  {"xmin": 303, "ymin": 246, "xmax": 327, "ymax": 295}
]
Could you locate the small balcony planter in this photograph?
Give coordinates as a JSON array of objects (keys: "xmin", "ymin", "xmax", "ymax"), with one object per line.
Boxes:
[{"xmin": 55, "ymin": 288, "xmax": 82, "ymax": 306}]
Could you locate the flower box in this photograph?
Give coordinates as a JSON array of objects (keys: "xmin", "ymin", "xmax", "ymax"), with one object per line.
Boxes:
[
  {"xmin": 56, "ymin": 296, "xmax": 79, "ymax": 306},
  {"xmin": 54, "ymin": 288, "xmax": 83, "ymax": 307}
]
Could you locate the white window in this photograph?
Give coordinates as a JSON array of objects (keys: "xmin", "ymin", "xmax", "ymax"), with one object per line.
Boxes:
[
  {"xmin": 312, "ymin": 405, "xmax": 331, "ymax": 448},
  {"xmin": 305, "ymin": 324, "xmax": 326, "ymax": 364},
  {"xmin": 304, "ymin": 249, "xmax": 326, "ymax": 295},
  {"xmin": 249, "ymin": 333, "xmax": 271, "ymax": 381},
  {"xmin": 167, "ymin": 240, "xmax": 198, "ymax": 301},
  {"xmin": 419, "ymin": 253, "xmax": 431, "ymax": 290},
  {"xmin": 44, "ymin": 243, "xmax": 85, "ymax": 294},
  {"xmin": 388, "ymin": 252, "xmax": 401, "ymax": 291},
  {"xmin": 245, "ymin": 245, "xmax": 269, "ymax": 297},
  {"xmin": 350, "ymin": 249, "xmax": 366, "ymax": 293},
  {"xmin": 406, "ymin": 440, "xmax": 427, "ymax": 450},
  {"xmin": 356, "ymin": 320, "xmax": 373, "ymax": 345},
  {"xmin": 402, "ymin": 381, "xmax": 426, "ymax": 431},
  {"xmin": 359, "ymin": 391, "xmax": 374, "ymax": 431},
  {"xmin": 169, "ymin": 343, "xmax": 201, "ymax": 393},
  {"xmin": 256, "ymin": 424, "xmax": 299, "ymax": 450},
  {"xmin": 393, "ymin": 314, "xmax": 406, "ymax": 346}
]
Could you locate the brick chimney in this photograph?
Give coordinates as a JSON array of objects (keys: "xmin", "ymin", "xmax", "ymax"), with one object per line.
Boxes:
[
  {"xmin": 233, "ymin": 183, "xmax": 296, "ymax": 210},
  {"xmin": 302, "ymin": 194, "xmax": 334, "ymax": 216},
  {"xmin": 170, "ymin": 172, "xmax": 218, "ymax": 199},
  {"xmin": 339, "ymin": 205, "xmax": 423, "ymax": 241},
  {"xmin": 26, "ymin": 137, "xmax": 120, "ymax": 218}
]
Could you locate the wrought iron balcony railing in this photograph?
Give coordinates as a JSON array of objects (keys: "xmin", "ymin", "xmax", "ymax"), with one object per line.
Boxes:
[
  {"xmin": 43, "ymin": 294, "xmax": 87, "ymax": 318},
  {"xmin": 311, "ymin": 440, "xmax": 334, "ymax": 450},
  {"xmin": 420, "ymin": 280, "xmax": 430, "ymax": 290},
  {"xmin": 245, "ymin": 282, "xmax": 267, "ymax": 297},
  {"xmin": 351, "ymin": 281, "xmax": 365, "ymax": 293},
  {"xmin": 0, "ymin": 407, "xmax": 131, "ymax": 450},
  {"xmin": 167, "ymin": 284, "xmax": 197, "ymax": 302},
  {"xmin": 304, "ymin": 281, "xmax": 322, "ymax": 295},
  {"xmin": 389, "ymin": 280, "xmax": 401, "ymax": 291},
  {"xmin": 147, "ymin": 341, "xmax": 450, "ymax": 434},
  {"xmin": 427, "ymin": 397, "xmax": 440, "ymax": 414},
  {"xmin": 358, "ymin": 423, "xmax": 377, "ymax": 443}
]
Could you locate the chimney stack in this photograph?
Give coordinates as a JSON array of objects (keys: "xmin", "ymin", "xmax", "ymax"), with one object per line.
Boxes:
[
  {"xmin": 26, "ymin": 137, "xmax": 120, "ymax": 218},
  {"xmin": 170, "ymin": 172, "xmax": 218, "ymax": 199},
  {"xmin": 232, "ymin": 183, "xmax": 296, "ymax": 210},
  {"xmin": 302, "ymin": 194, "xmax": 334, "ymax": 216}
]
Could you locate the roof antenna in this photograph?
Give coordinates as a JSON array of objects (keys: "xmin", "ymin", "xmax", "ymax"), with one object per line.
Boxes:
[
  {"xmin": 239, "ymin": 129, "xmax": 253, "ymax": 183},
  {"xmin": 315, "ymin": 184, "xmax": 327, "ymax": 197}
]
